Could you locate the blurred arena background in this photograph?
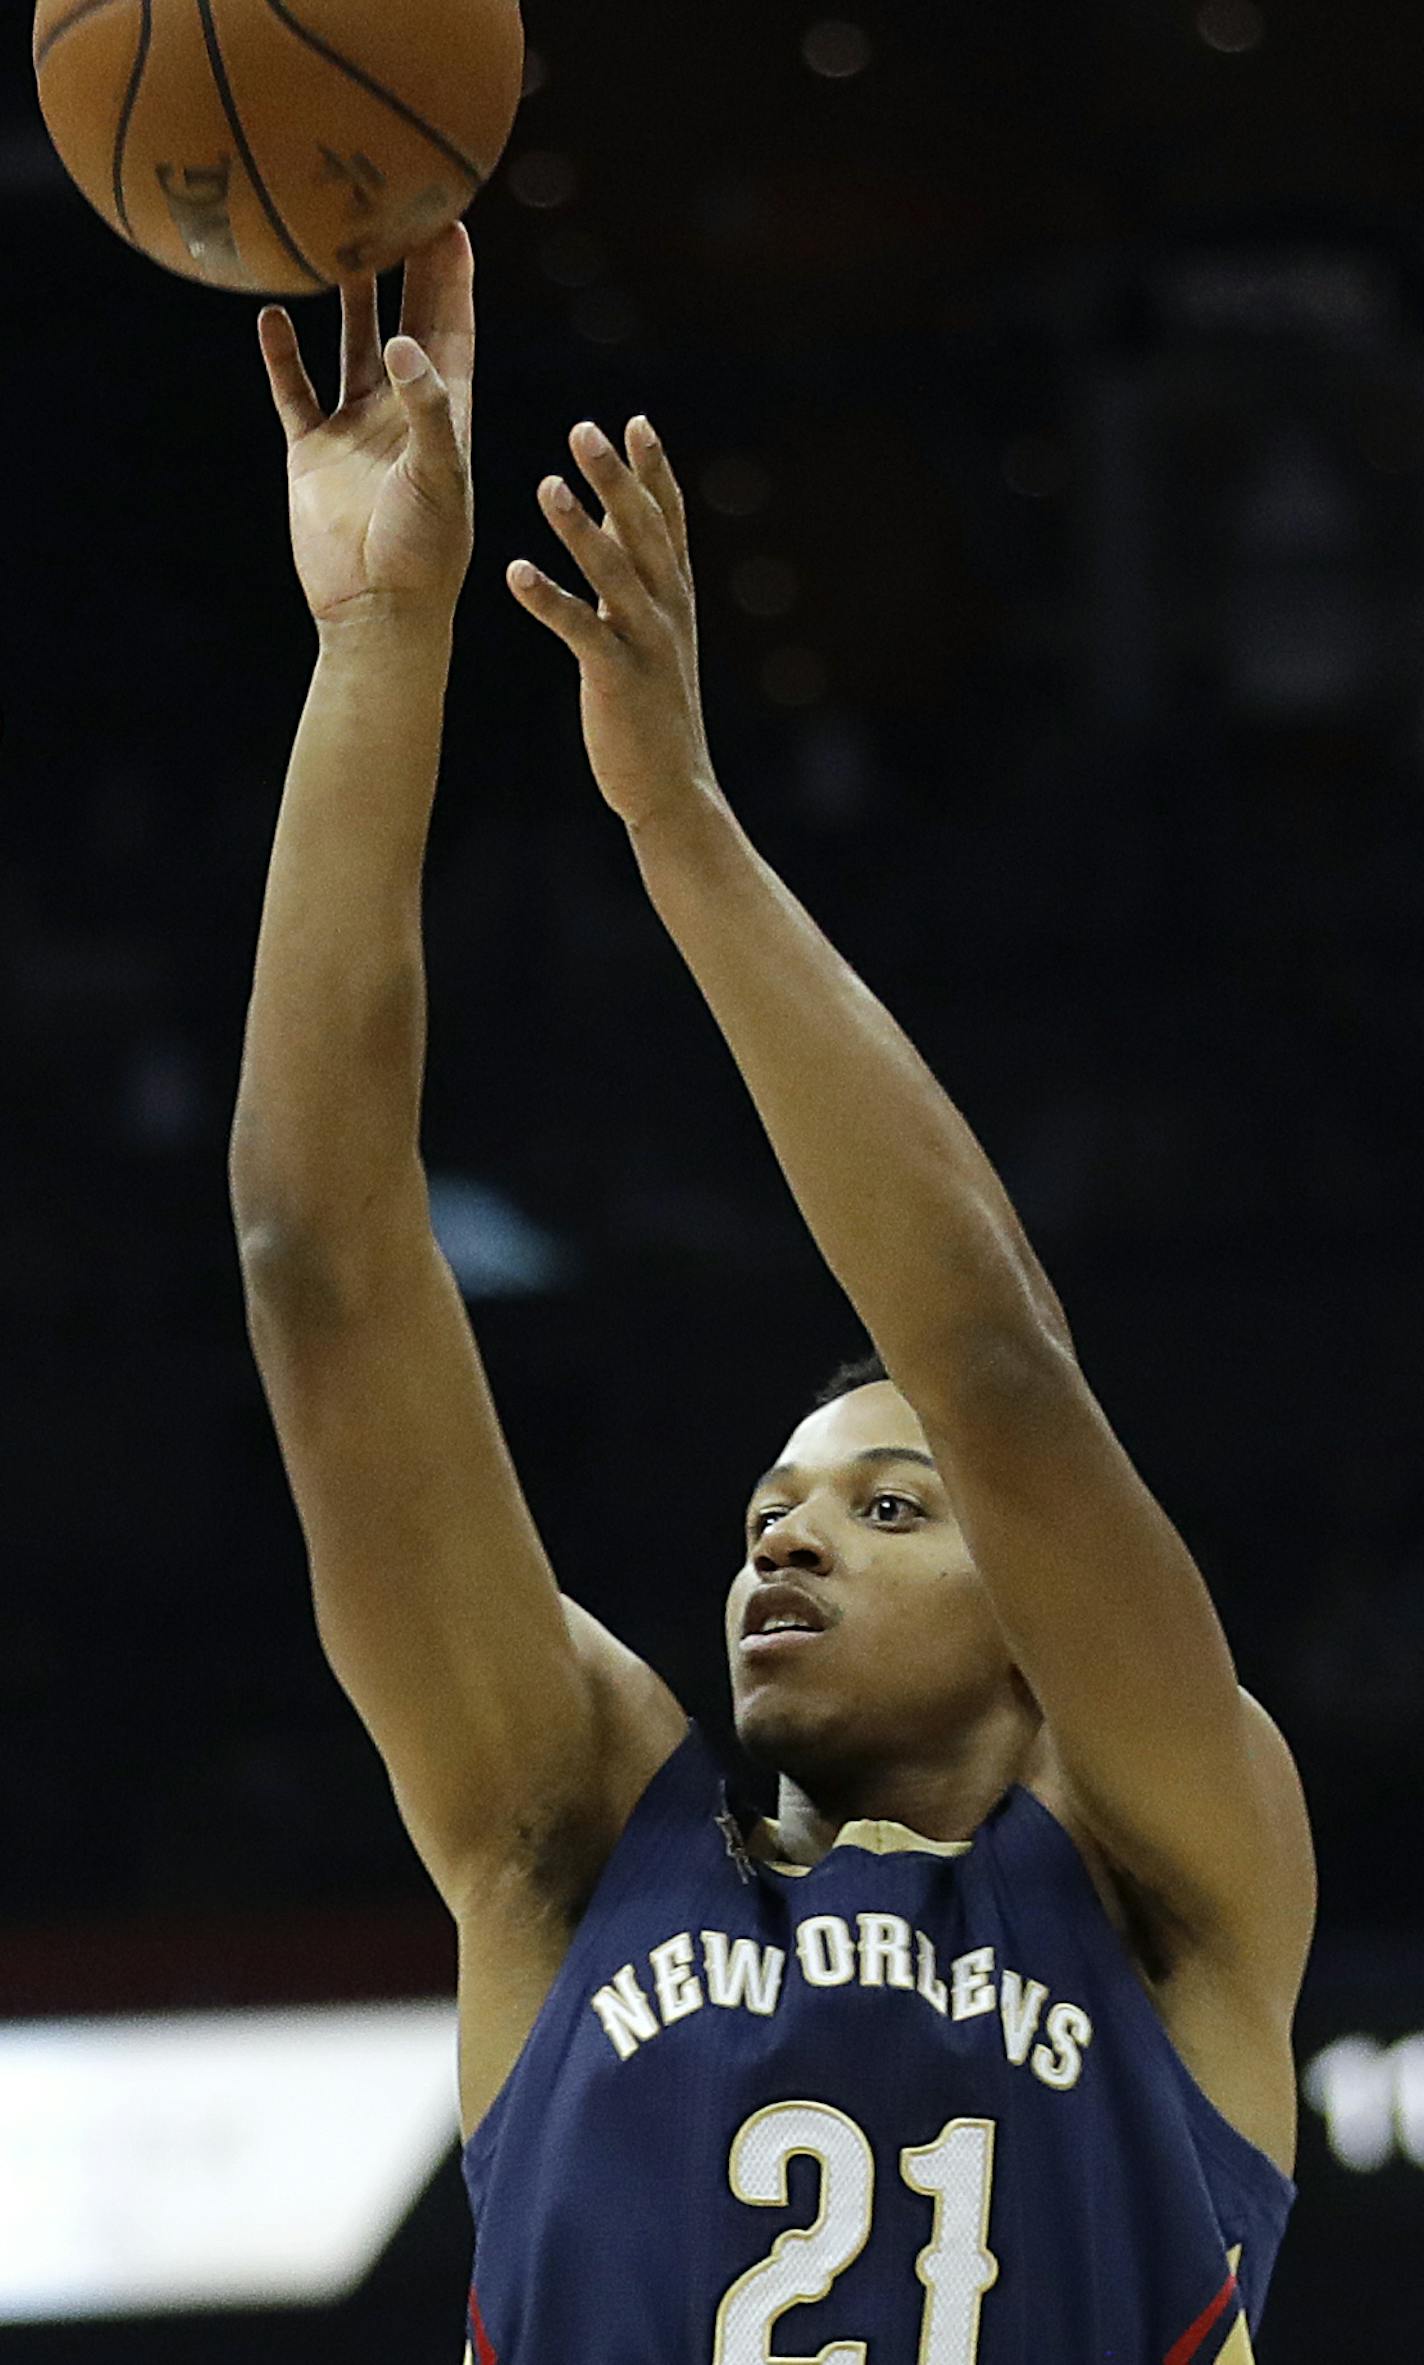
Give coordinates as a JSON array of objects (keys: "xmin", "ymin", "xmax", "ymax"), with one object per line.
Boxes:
[{"xmin": 2, "ymin": 0, "xmax": 1422, "ymax": 2355}]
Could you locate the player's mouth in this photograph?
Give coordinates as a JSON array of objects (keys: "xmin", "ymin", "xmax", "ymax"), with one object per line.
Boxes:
[
  {"xmin": 739, "ymin": 1579, "xmax": 833, "ymax": 1659},
  {"xmin": 740, "ymin": 1627, "xmax": 828, "ymax": 1661}
]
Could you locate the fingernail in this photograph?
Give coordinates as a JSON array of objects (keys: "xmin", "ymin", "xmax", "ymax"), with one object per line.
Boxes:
[
  {"xmin": 549, "ymin": 478, "xmax": 575, "ymax": 513},
  {"xmin": 577, "ymin": 422, "xmax": 610, "ymax": 459},
  {"xmin": 632, "ymin": 416, "xmax": 658, "ymax": 450}
]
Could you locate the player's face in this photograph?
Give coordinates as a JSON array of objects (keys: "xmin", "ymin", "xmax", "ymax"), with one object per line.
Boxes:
[{"xmin": 725, "ymin": 1381, "xmax": 1018, "ymax": 1785}]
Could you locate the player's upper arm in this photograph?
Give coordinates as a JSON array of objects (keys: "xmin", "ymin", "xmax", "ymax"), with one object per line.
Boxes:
[
  {"xmin": 240, "ymin": 1214, "xmax": 651, "ymax": 1912},
  {"xmin": 910, "ymin": 1324, "xmax": 1317, "ymax": 2001}
]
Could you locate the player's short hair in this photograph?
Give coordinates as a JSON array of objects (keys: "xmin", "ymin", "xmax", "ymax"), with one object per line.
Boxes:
[{"xmin": 810, "ymin": 1349, "xmax": 889, "ymax": 1411}]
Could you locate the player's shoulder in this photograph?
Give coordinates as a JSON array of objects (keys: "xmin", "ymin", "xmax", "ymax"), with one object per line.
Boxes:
[
  {"xmin": 451, "ymin": 1600, "xmax": 691, "ymax": 2137},
  {"xmin": 442, "ymin": 1594, "xmax": 688, "ymax": 1918},
  {"xmin": 1224, "ymin": 1685, "xmax": 1317, "ymax": 1995},
  {"xmin": 1027, "ymin": 1693, "xmax": 1310, "ymax": 2178}
]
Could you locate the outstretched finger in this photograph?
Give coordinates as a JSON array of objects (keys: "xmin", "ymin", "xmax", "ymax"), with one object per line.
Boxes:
[
  {"xmin": 399, "ymin": 221, "xmax": 475, "ymax": 447},
  {"xmin": 339, "ymin": 272, "xmax": 384, "ymax": 409},
  {"xmin": 539, "ymin": 471, "xmax": 651, "ymax": 639},
  {"xmin": 568, "ymin": 421, "xmax": 683, "ymax": 612},
  {"xmin": 505, "ymin": 557, "xmax": 607, "ymax": 657},
  {"xmin": 258, "ymin": 307, "xmax": 324, "ymax": 446},
  {"xmin": 626, "ymin": 418, "xmax": 692, "ymax": 584}
]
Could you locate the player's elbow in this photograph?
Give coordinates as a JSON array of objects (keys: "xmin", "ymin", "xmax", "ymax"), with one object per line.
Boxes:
[
  {"xmin": 917, "ymin": 1314, "xmax": 1088, "ymax": 1448},
  {"xmin": 234, "ymin": 1212, "xmax": 396, "ymax": 1331}
]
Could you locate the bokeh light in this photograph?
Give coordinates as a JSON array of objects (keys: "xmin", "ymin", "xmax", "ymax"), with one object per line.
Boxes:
[
  {"xmin": 1195, "ymin": 1, "xmax": 1266, "ymax": 56},
  {"xmin": 1002, "ymin": 435, "xmax": 1065, "ymax": 501},
  {"xmin": 507, "ymin": 150, "xmax": 579, "ymax": 209},
  {"xmin": 699, "ymin": 454, "xmax": 775, "ymax": 518},
  {"xmin": 801, "ymin": 20, "xmax": 874, "ymax": 80}
]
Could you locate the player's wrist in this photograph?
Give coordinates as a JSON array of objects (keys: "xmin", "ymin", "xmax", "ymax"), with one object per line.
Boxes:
[
  {"xmin": 625, "ymin": 772, "xmax": 737, "ymax": 873},
  {"xmin": 315, "ymin": 600, "xmax": 456, "ymax": 669}
]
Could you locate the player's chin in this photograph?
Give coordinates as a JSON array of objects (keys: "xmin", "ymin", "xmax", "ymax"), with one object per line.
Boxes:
[{"xmin": 731, "ymin": 1663, "xmax": 850, "ymax": 1772}]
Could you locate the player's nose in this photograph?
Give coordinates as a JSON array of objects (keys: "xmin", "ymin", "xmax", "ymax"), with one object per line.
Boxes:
[{"xmin": 752, "ymin": 1509, "xmax": 835, "ymax": 1579}]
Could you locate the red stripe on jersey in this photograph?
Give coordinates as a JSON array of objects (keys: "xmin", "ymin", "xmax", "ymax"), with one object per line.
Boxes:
[
  {"xmin": 468, "ymin": 2280, "xmax": 499, "ymax": 2365},
  {"xmin": 1163, "ymin": 2268, "xmax": 1239, "ymax": 2365}
]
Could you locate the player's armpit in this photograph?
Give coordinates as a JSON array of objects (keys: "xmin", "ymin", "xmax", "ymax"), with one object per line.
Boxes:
[{"xmin": 910, "ymin": 1331, "xmax": 1317, "ymax": 2004}]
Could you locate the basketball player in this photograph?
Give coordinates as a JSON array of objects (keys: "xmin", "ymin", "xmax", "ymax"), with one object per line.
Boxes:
[{"xmin": 236, "ymin": 223, "xmax": 1316, "ymax": 2362}]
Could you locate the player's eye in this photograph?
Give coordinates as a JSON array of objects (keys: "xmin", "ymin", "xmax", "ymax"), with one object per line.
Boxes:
[
  {"xmin": 867, "ymin": 1492, "xmax": 920, "ymax": 1525},
  {"xmin": 748, "ymin": 1506, "xmax": 789, "ymax": 1537}
]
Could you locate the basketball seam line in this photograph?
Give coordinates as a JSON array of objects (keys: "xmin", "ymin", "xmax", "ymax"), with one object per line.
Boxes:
[
  {"xmin": 194, "ymin": 0, "xmax": 327, "ymax": 287},
  {"xmin": 258, "ymin": 0, "xmax": 488, "ymax": 191},
  {"xmin": 111, "ymin": 0, "xmax": 152, "ymax": 236},
  {"xmin": 35, "ymin": 0, "xmax": 129, "ymax": 73},
  {"xmin": 39, "ymin": 0, "xmax": 490, "ymax": 283}
]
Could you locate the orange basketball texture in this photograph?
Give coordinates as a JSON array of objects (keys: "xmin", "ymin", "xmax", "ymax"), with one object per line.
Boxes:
[{"xmin": 34, "ymin": 0, "xmax": 524, "ymax": 296}]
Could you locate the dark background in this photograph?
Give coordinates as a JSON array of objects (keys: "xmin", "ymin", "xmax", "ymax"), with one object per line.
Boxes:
[{"xmin": 3, "ymin": 0, "xmax": 1423, "ymax": 2354}]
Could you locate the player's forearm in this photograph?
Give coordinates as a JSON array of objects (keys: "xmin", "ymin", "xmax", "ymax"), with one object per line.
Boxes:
[
  {"xmin": 629, "ymin": 785, "xmax": 1070, "ymax": 1383},
  {"xmin": 230, "ymin": 616, "xmax": 454, "ymax": 1257}
]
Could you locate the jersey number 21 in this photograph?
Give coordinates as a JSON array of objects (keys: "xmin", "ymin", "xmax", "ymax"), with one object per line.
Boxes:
[{"xmin": 714, "ymin": 2099, "xmax": 994, "ymax": 2364}]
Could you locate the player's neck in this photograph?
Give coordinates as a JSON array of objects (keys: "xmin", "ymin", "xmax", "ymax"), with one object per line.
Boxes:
[{"xmin": 768, "ymin": 1700, "xmax": 1048, "ymax": 1866}]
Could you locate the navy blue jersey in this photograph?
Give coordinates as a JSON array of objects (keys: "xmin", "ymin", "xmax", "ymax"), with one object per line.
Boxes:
[{"xmin": 462, "ymin": 1720, "xmax": 1294, "ymax": 2363}]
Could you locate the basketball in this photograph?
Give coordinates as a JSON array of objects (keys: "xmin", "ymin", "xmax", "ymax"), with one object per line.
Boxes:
[{"xmin": 33, "ymin": 0, "xmax": 524, "ymax": 297}]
